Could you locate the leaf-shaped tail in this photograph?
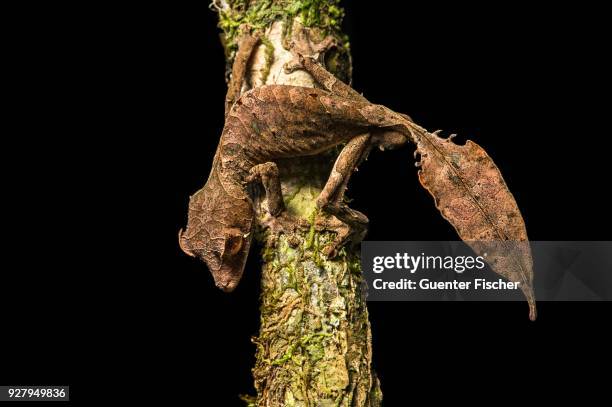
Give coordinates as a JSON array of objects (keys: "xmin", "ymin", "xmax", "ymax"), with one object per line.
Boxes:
[{"xmin": 407, "ymin": 125, "xmax": 536, "ymax": 320}]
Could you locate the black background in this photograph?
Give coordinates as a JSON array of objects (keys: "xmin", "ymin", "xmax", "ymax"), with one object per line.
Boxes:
[{"xmin": 3, "ymin": 1, "xmax": 610, "ymax": 404}]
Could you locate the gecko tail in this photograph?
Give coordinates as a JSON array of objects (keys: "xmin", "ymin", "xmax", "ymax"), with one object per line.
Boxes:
[{"xmin": 529, "ymin": 302, "xmax": 537, "ymax": 321}]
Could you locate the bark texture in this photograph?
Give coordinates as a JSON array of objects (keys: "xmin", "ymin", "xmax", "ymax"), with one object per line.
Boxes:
[{"xmin": 211, "ymin": 1, "xmax": 381, "ymax": 405}]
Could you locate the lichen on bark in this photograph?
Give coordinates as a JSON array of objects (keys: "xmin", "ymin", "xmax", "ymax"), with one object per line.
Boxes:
[
  {"xmin": 251, "ymin": 231, "xmax": 380, "ymax": 406},
  {"xmin": 212, "ymin": 0, "xmax": 345, "ymax": 50},
  {"xmin": 212, "ymin": 0, "xmax": 350, "ymax": 83},
  {"xmin": 211, "ymin": 1, "xmax": 381, "ymax": 405}
]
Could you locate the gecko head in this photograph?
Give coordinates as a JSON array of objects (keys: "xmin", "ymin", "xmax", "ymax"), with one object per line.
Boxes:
[
  {"xmin": 179, "ymin": 188, "xmax": 253, "ymax": 292},
  {"xmin": 179, "ymin": 226, "xmax": 252, "ymax": 292}
]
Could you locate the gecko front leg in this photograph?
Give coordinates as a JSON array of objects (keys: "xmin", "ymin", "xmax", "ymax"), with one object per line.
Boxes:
[
  {"xmin": 245, "ymin": 162, "xmax": 284, "ymax": 216},
  {"xmin": 245, "ymin": 162, "xmax": 311, "ymax": 247},
  {"xmin": 245, "ymin": 160, "xmax": 357, "ymax": 257}
]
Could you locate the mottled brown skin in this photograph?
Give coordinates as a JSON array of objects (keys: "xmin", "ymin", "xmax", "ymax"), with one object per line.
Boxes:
[
  {"xmin": 179, "ymin": 82, "xmax": 415, "ymax": 291},
  {"xmin": 179, "ymin": 30, "xmax": 417, "ymax": 292}
]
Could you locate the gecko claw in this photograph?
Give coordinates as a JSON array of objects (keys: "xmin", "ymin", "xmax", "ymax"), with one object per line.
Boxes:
[{"xmin": 284, "ymin": 53, "xmax": 308, "ymax": 74}]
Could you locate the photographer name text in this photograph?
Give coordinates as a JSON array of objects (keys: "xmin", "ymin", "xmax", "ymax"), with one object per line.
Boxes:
[{"xmin": 370, "ymin": 252, "xmax": 521, "ymax": 291}]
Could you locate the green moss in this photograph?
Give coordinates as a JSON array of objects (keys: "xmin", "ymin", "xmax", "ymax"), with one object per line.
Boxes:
[
  {"xmin": 272, "ymin": 341, "xmax": 298, "ymax": 365},
  {"xmin": 259, "ymin": 35, "xmax": 275, "ymax": 83},
  {"xmin": 285, "ymin": 185, "xmax": 319, "ymax": 219},
  {"xmin": 262, "ymin": 245, "xmax": 276, "ymax": 262},
  {"xmin": 305, "ymin": 210, "xmax": 316, "ymax": 249},
  {"xmin": 213, "ymin": 0, "xmax": 346, "ymax": 56}
]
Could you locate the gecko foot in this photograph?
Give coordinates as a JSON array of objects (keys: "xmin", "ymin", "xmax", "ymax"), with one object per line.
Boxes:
[
  {"xmin": 284, "ymin": 32, "xmax": 338, "ymax": 74},
  {"xmin": 262, "ymin": 210, "xmax": 310, "ymax": 237},
  {"xmin": 310, "ymin": 206, "xmax": 369, "ymax": 259},
  {"xmin": 283, "ymin": 55, "xmax": 305, "ymax": 74}
]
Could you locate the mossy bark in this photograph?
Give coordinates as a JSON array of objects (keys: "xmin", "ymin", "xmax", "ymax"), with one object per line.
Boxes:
[{"xmin": 211, "ymin": 1, "xmax": 381, "ymax": 405}]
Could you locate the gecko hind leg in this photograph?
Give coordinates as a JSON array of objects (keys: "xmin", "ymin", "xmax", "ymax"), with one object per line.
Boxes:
[
  {"xmin": 286, "ymin": 54, "xmax": 373, "ymax": 256},
  {"xmin": 225, "ymin": 32, "xmax": 260, "ymax": 118},
  {"xmin": 286, "ymin": 53, "xmax": 372, "ymax": 219},
  {"xmin": 311, "ymin": 215, "xmax": 365, "ymax": 259},
  {"xmin": 316, "ymin": 134, "xmax": 371, "ymax": 212},
  {"xmin": 284, "ymin": 54, "xmax": 408, "ymax": 256},
  {"xmin": 246, "ymin": 162, "xmax": 311, "ymax": 246},
  {"xmin": 316, "ymin": 134, "xmax": 372, "ymax": 258}
]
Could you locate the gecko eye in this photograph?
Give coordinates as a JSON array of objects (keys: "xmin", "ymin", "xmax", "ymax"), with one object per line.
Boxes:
[{"xmin": 225, "ymin": 233, "xmax": 244, "ymax": 256}]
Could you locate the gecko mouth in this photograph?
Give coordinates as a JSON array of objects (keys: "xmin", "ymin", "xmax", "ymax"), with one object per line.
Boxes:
[
  {"xmin": 214, "ymin": 275, "xmax": 239, "ymax": 293},
  {"xmin": 212, "ymin": 262, "xmax": 243, "ymax": 293}
]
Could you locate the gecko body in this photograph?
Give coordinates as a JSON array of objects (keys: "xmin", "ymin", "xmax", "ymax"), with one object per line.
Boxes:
[{"xmin": 179, "ymin": 52, "xmax": 413, "ymax": 292}]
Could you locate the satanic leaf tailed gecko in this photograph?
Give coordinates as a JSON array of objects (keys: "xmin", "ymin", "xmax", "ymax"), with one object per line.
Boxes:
[{"xmin": 179, "ymin": 35, "xmax": 415, "ymax": 291}]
